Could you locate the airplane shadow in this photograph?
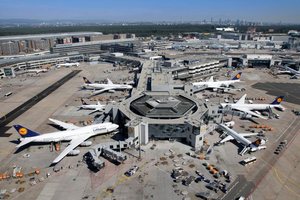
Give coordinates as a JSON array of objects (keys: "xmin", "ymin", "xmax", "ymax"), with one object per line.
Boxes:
[
  {"xmin": 240, "ymin": 118, "xmax": 260, "ymax": 124},
  {"xmin": 47, "ymin": 123, "xmax": 65, "ymax": 131},
  {"xmin": 11, "ymin": 141, "xmax": 51, "ymax": 154}
]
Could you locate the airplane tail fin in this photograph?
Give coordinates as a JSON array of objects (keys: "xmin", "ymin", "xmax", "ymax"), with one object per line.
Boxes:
[
  {"xmin": 13, "ymin": 125, "xmax": 40, "ymax": 138},
  {"xmin": 232, "ymin": 72, "xmax": 242, "ymax": 80},
  {"xmin": 208, "ymin": 76, "xmax": 214, "ymax": 82},
  {"xmin": 107, "ymin": 78, "xmax": 113, "ymax": 85},
  {"xmin": 271, "ymin": 96, "xmax": 284, "ymax": 105},
  {"xmin": 81, "ymin": 98, "xmax": 88, "ymax": 105},
  {"xmin": 83, "ymin": 77, "xmax": 91, "ymax": 84}
]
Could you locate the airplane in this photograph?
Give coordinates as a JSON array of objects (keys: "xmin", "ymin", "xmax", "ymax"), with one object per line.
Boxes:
[
  {"xmin": 78, "ymin": 98, "xmax": 105, "ymax": 114},
  {"xmin": 192, "ymin": 72, "xmax": 243, "ymax": 93},
  {"xmin": 25, "ymin": 69, "xmax": 48, "ymax": 74},
  {"xmin": 221, "ymin": 94, "xmax": 285, "ymax": 119},
  {"xmin": 277, "ymin": 65, "xmax": 300, "ymax": 79},
  {"xmin": 82, "ymin": 77, "xmax": 133, "ymax": 96},
  {"xmin": 13, "ymin": 118, "xmax": 119, "ymax": 164},
  {"xmin": 217, "ymin": 123, "xmax": 266, "ymax": 155},
  {"xmin": 55, "ymin": 62, "xmax": 80, "ymax": 68}
]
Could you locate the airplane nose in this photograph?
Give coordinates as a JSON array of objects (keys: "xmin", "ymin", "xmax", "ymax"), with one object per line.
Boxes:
[{"xmin": 113, "ymin": 124, "xmax": 119, "ymax": 130}]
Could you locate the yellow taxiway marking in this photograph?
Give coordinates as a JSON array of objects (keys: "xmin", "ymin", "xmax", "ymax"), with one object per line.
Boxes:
[{"xmin": 272, "ymin": 167, "xmax": 300, "ymax": 197}]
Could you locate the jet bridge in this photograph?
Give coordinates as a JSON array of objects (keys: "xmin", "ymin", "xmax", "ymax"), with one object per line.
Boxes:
[{"xmin": 84, "ymin": 137, "xmax": 134, "ymax": 171}]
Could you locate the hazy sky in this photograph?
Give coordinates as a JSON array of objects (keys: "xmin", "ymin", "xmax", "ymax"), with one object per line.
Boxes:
[{"xmin": 0, "ymin": 0, "xmax": 299, "ymax": 23}]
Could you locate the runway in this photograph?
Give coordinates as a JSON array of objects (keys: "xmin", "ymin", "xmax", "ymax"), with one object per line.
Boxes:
[{"xmin": 0, "ymin": 70, "xmax": 81, "ymax": 134}]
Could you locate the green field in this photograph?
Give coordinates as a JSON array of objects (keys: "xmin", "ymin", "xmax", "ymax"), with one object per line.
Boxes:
[{"xmin": 0, "ymin": 24, "xmax": 299, "ymax": 37}]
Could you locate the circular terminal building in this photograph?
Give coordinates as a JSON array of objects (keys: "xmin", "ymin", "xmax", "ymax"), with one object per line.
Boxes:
[
  {"xmin": 101, "ymin": 61, "xmax": 219, "ymax": 149},
  {"xmin": 130, "ymin": 94, "xmax": 197, "ymax": 119}
]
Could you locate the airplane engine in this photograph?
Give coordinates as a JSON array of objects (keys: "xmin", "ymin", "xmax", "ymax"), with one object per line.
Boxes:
[
  {"xmin": 275, "ymin": 106, "xmax": 285, "ymax": 112},
  {"xmin": 67, "ymin": 150, "xmax": 80, "ymax": 156},
  {"xmin": 213, "ymin": 88, "xmax": 218, "ymax": 92},
  {"xmin": 108, "ymin": 90, "xmax": 115, "ymax": 93},
  {"xmin": 243, "ymin": 114, "xmax": 252, "ymax": 119},
  {"xmin": 224, "ymin": 121, "xmax": 235, "ymax": 128},
  {"xmin": 260, "ymin": 139, "xmax": 266, "ymax": 145},
  {"xmin": 80, "ymin": 141, "xmax": 92, "ymax": 147},
  {"xmin": 261, "ymin": 111, "xmax": 269, "ymax": 117}
]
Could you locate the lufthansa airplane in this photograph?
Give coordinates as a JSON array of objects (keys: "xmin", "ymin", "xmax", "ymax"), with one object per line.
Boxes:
[
  {"xmin": 82, "ymin": 77, "xmax": 133, "ymax": 96},
  {"xmin": 192, "ymin": 72, "xmax": 243, "ymax": 93},
  {"xmin": 78, "ymin": 98, "xmax": 105, "ymax": 114},
  {"xmin": 13, "ymin": 118, "xmax": 118, "ymax": 164},
  {"xmin": 218, "ymin": 124, "xmax": 266, "ymax": 155},
  {"xmin": 221, "ymin": 94, "xmax": 285, "ymax": 119}
]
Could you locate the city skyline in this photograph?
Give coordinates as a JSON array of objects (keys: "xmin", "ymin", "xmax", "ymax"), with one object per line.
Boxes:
[{"xmin": 0, "ymin": 0, "xmax": 300, "ymax": 24}]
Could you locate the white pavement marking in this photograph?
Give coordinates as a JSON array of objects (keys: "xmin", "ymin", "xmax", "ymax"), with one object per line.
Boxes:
[
  {"xmin": 275, "ymin": 117, "xmax": 298, "ymax": 142},
  {"xmin": 36, "ymin": 182, "xmax": 59, "ymax": 200}
]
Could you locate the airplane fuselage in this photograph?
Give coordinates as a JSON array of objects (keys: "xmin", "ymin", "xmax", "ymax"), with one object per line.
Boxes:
[
  {"xmin": 20, "ymin": 123, "xmax": 117, "ymax": 143},
  {"xmin": 219, "ymin": 124, "xmax": 266, "ymax": 154},
  {"xmin": 83, "ymin": 83, "xmax": 132, "ymax": 90},
  {"xmin": 193, "ymin": 80, "xmax": 240, "ymax": 89},
  {"xmin": 222, "ymin": 103, "xmax": 284, "ymax": 111},
  {"xmin": 79, "ymin": 105, "xmax": 104, "ymax": 110}
]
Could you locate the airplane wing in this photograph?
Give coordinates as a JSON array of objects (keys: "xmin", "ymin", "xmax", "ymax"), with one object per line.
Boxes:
[
  {"xmin": 233, "ymin": 107, "xmax": 267, "ymax": 119},
  {"xmin": 220, "ymin": 132, "xmax": 257, "ymax": 144},
  {"xmin": 235, "ymin": 94, "xmax": 247, "ymax": 104},
  {"xmin": 90, "ymin": 87, "xmax": 113, "ymax": 96},
  {"xmin": 49, "ymin": 118, "xmax": 79, "ymax": 130},
  {"xmin": 52, "ymin": 135, "xmax": 90, "ymax": 164},
  {"xmin": 88, "ymin": 109, "xmax": 103, "ymax": 115},
  {"xmin": 219, "ymin": 135, "xmax": 234, "ymax": 143},
  {"xmin": 16, "ymin": 138, "xmax": 34, "ymax": 148},
  {"xmin": 239, "ymin": 133, "xmax": 258, "ymax": 137}
]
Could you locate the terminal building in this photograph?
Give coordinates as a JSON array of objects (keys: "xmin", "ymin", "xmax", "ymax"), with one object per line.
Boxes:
[
  {"xmin": 158, "ymin": 55, "xmax": 228, "ymax": 80},
  {"xmin": 50, "ymin": 38, "xmax": 137, "ymax": 55},
  {"xmin": 0, "ymin": 53, "xmax": 84, "ymax": 78},
  {"xmin": 99, "ymin": 61, "xmax": 220, "ymax": 149}
]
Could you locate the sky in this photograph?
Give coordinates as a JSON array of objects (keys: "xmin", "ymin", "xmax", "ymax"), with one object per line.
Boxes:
[{"xmin": 0, "ymin": 0, "xmax": 299, "ymax": 23}]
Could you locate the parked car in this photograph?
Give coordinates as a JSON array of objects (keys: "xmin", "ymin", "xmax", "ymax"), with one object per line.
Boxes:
[{"xmin": 125, "ymin": 165, "xmax": 139, "ymax": 176}]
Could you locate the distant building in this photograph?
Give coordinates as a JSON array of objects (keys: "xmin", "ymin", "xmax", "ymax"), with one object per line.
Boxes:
[
  {"xmin": 0, "ymin": 41, "xmax": 20, "ymax": 55},
  {"xmin": 51, "ymin": 38, "xmax": 136, "ymax": 54},
  {"xmin": 0, "ymin": 32, "xmax": 135, "ymax": 56},
  {"xmin": 216, "ymin": 27, "xmax": 235, "ymax": 32},
  {"xmin": 0, "ymin": 53, "xmax": 84, "ymax": 78}
]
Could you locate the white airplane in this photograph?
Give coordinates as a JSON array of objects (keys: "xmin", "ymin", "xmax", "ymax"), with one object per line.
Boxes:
[
  {"xmin": 13, "ymin": 118, "xmax": 118, "ymax": 164},
  {"xmin": 26, "ymin": 69, "xmax": 48, "ymax": 74},
  {"xmin": 78, "ymin": 98, "xmax": 105, "ymax": 114},
  {"xmin": 277, "ymin": 65, "xmax": 300, "ymax": 79},
  {"xmin": 192, "ymin": 72, "xmax": 243, "ymax": 93},
  {"xmin": 218, "ymin": 124, "xmax": 266, "ymax": 155},
  {"xmin": 82, "ymin": 77, "xmax": 133, "ymax": 96},
  {"xmin": 221, "ymin": 94, "xmax": 285, "ymax": 119},
  {"xmin": 56, "ymin": 62, "xmax": 80, "ymax": 68}
]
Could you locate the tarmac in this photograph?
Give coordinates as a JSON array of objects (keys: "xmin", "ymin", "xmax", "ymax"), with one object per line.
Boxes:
[
  {"xmin": 252, "ymin": 82, "xmax": 300, "ymax": 105},
  {"xmin": 0, "ymin": 62, "xmax": 299, "ymax": 200}
]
